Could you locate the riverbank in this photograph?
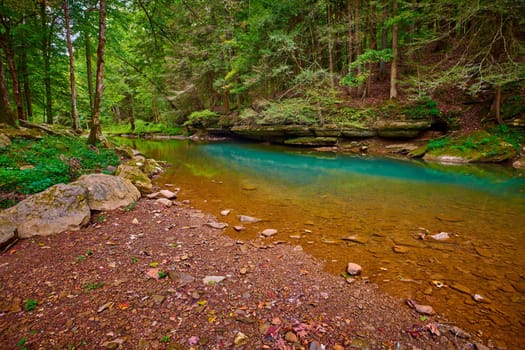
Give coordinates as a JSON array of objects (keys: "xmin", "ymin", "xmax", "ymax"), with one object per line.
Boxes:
[{"xmin": 1, "ymin": 196, "xmax": 484, "ymax": 349}]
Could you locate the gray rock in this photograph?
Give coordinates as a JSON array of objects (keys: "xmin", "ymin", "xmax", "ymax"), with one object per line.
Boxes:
[
  {"xmin": 116, "ymin": 164, "xmax": 153, "ymax": 194},
  {"xmin": 238, "ymin": 215, "xmax": 261, "ymax": 223},
  {"xmin": 431, "ymin": 232, "xmax": 450, "ymax": 241},
  {"xmin": 158, "ymin": 189, "xmax": 177, "ymax": 199},
  {"xmin": 220, "ymin": 209, "xmax": 232, "ymax": 216},
  {"xmin": 155, "ymin": 198, "xmax": 172, "ymax": 207},
  {"xmin": 0, "ymin": 213, "xmax": 17, "ymax": 248},
  {"xmin": 203, "ymin": 275, "xmax": 226, "ymax": 284},
  {"xmin": 4, "ymin": 183, "xmax": 90, "ymax": 239},
  {"xmin": 261, "ymin": 229, "xmax": 278, "ymax": 237},
  {"xmin": 206, "ymin": 222, "xmax": 228, "ymax": 229},
  {"xmin": 346, "ymin": 262, "xmax": 362, "ymax": 275},
  {"xmin": 73, "ymin": 173, "xmax": 140, "ymax": 211}
]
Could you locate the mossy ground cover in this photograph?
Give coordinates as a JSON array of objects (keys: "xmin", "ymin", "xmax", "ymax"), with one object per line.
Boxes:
[
  {"xmin": 104, "ymin": 119, "xmax": 182, "ymax": 136},
  {"xmin": 0, "ymin": 135, "xmax": 120, "ymax": 207}
]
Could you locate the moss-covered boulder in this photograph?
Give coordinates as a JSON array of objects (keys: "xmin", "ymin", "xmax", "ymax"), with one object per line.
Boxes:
[
  {"xmin": 73, "ymin": 174, "xmax": 140, "ymax": 211},
  {"xmin": 423, "ymin": 131, "xmax": 517, "ymax": 163},
  {"xmin": 116, "ymin": 164, "xmax": 153, "ymax": 194},
  {"xmin": 375, "ymin": 120, "xmax": 431, "ymax": 138}
]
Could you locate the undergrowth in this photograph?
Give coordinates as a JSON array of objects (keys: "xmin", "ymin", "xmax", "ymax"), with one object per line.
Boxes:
[
  {"xmin": 0, "ymin": 135, "xmax": 120, "ymax": 203},
  {"xmin": 104, "ymin": 119, "xmax": 182, "ymax": 135}
]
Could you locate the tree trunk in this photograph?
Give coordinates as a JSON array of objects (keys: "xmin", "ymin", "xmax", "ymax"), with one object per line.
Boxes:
[
  {"xmin": 41, "ymin": 0, "xmax": 53, "ymax": 124},
  {"xmin": 0, "ymin": 53, "xmax": 16, "ymax": 126},
  {"xmin": 347, "ymin": 0, "xmax": 353, "ymax": 68},
  {"xmin": 378, "ymin": 4, "xmax": 388, "ymax": 80},
  {"xmin": 0, "ymin": 37, "xmax": 24, "ymax": 121},
  {"xmin": 88, "ymin": 0, "xmax": 108, "ymax": 146},
  {"xmin": 366, "ymin": 13, "xmax": 377, "ymax": 97},
  {"xmin": 85, "ymin": 31, "xmax": 94, "ymax": 117},
  {"xmin": 495, "ymin": 84, "xmax": 502, "ymax": 125},
  {"xmin": 327, "ymin": 0, "xmax": 335, "ymax": 88},
  {"xmin": 20, "ymin": 44, "xmax": 32, "ymax": 119},
  {"xmin": 355, "ymin": 0, "xmax": 363, "ymax": 97},
  {"xmin": 63, "ymin": 0, "xmax": 80, "ymax": 130},
  {"xmin": 390, "ymin": 0, "xmax": 398, "ymax": 99}
]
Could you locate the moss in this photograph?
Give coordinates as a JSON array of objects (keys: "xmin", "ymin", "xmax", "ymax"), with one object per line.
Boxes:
[{"xmin": 284, "ymin": 137, "xmax": 337, "ymax": 146}]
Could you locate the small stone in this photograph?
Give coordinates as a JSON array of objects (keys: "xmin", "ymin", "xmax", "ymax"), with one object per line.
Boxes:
[
  {"xmin": 97, "ymin": 302, "xmax": 114, "ymax": 313},
  {"xmin": 233, "ymin": 226, "xmax": 244, "ymax": 232},
  {"xmin": 472, "ymin": 294, "xmax": 490, "ymax": 303},
  {"xmin": 132, "ymin": 218, "xmax": 139, "ymax": 225},
  {"xmin": 393, "ymin": 245, "xmax": 409, "ymax": 254},
  {"xmin": 234, "ymin": 332, "xmax": 248, "ymax": 346},
  {"xmin": 346, "ymin": 262, "xmax": 362, "ymax": 276},
  {"xmin": 285, "ymin": 331, "xmax": 298, "ymax": 343},
  {"xmin": 203, "ymin": 275, "xmax": 226, "ymax": 284},
  {"xmin": 261, "ymin": 229, "xmax": 278, "ymax": 237},
  {"xmin": 407, "ymin": 299, "xmax": 435, "ymax": 315},
  {"xmin": 240, "ymin": 267, "xmax": 248, "ymax": 275},
  {"xmin": 431, "ymin": 232, "xmax": 450, "ymax": 241},
  {"xmin": 237, "ymin": 215, "xmax": 261, "ymax": 223},
  {"xmin": 155, "ymin": 198, "xmax": 172, "ymax": 207},
  {"xmin": 152, "ymin": 294, "xmax": 166, "ymax": 305},
  {"xmin": 159, "ymin": 189, "xmax": 177, "ymax": 199},
  {"xmin": 450, "ymin": 326, "xmax": 471, "ymax": 339},
  {"xmin": 220, "ymin": 209, "xmax": 232, "ymax": 216},
  {"xmin": 205, "ymin": 222, "xmax": 228, "ymax": 229}
]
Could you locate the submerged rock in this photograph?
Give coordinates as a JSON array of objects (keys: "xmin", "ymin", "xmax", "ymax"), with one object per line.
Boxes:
[
  {"xmin": 261, "ymin": 229, "xmax": 278, "ymax": 237},
  {"xmin": 237, "ymin": 215, "xmax": 261, "ymax": 223},
  {"xmin": 346, "ymin": 262, "xmax": 362, "ymax": 276}
]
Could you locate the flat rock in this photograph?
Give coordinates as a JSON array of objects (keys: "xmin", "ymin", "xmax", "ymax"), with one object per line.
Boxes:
[
  {"xmin": 159, "ymin": 189, "xmax": 177, "ymax": 199},
  {"xmin": 203, "ymin": 275, "xmax": 226, "ymax": 284},
  {"xmin": 393, "ymin": 245, "xmax": 409, "ymax": 254},
  {"xmin": 261, "ymin": 229, "xmax": 278, "ymax": 237},
  {"xmin": 206, "ymin": 222, "xmax": 228, "ymax": 229},
  {"xmin": 341, "ymin": 235, "xmax": 368, "ymax": 244},
  {"xmin": 155, "ymin": 198, "xmax": 172, "ymax": 207},
  {"xmin": 74, "ymin": 174, "xmax": 140, "ymax": 211},
  {"xmin": 237, "ymin": 215, "xmax": 261, "ymax": 223},
  {"xmin": 431, "ymin": 232, "xmax": 450, "ymax": 241},
  {"xmin": 220, "ymin": 209, "xmax": 232, "ymax": 216}
]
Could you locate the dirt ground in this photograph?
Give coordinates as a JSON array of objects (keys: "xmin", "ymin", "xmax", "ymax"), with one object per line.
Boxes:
[{"xmin": 0, "ymin": 197, "xmax": 482, "ymax": 350}]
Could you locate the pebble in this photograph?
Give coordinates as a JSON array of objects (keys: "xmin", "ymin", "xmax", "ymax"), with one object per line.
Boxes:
[
  {"xmin": 450, "ymin": 326, "xmax": 471, "ymax": 339},
  {"xmin": 155, "ymin": 198, "xmax": 172, "ymax": 207},
  {"xmin": 346, "ymin": 262, "xmax": 362, "ymax": 276},
  {"xmin": 132, "ymin": 218, "xmax": 139, "ymax": 225},
  {"xmin": 237, "ymin": 215, "xmax": 261, "ymax": 223},
  {"xmin": 261, "ymin": 229, "xmax": 278, "ymax": 237},
  {"xmin": 205, "ymin": 222, "xmax": 228, "ymax": 229},
  {"xmin": 203, "ymin": 275, "xmax": 226, "ymax": 284},
  {"xmin": 152, "ymin": 295, "xmax": 166, "ymax": 305},
  {"xmin": 159, "ymin": 189, "xmax": 177, "ymax": 199},
  {"xmin": 240, "ymin": 267, "xmax": 248, "ymax": 275},
  {"xmin": 285, "ymin": 331, "xmax": 298, "ymax": 343},
  {"xmin": 431, "ymin": 232, "xmax": 450, "ymax": 241},
  {"xmin": 233, "ymin": 226, "xmax": 245, "ymax": 232},
  {"xmin": 233, "ymin": 332, "xmax": 249, "ymax": 346},
  {"xmin": 220, "ymin": 209, "xmax": 232, "ymax": 216}
]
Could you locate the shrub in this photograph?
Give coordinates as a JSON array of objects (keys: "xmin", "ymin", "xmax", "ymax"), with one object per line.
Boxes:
[{"xmin": 183, "ymin": 109, "xmax": 220, "ymax": 129}]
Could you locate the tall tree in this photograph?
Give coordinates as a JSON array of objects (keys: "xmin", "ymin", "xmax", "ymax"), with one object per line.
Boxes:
[
  {"xmin": 0, "ymin": 53, "xmax": 16, "ymax": 126},
  {"xmin": 40, "ymin": 0, "xmax": 54, "ymax": 124},
  {"xmin": 389, "ymin": 0, "xmax": 398, "ymax": 99},
  {"xmin": 63, "ymin": 0, "xmax": 80, "ymax": 130},
  {"xmin": 88, "ymin": 0, "xmax": 108, "ymax": 145}
]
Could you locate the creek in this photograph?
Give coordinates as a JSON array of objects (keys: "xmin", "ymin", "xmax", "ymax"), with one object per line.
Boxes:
[{"xmin": 116, "ymin": 138, "xmax": 525, "ymax": 348}]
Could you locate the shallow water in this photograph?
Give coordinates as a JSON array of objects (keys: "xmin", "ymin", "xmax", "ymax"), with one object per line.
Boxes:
[{"xmin": 117, "ymin": 138, "xmax": 525, "ymax": 348}]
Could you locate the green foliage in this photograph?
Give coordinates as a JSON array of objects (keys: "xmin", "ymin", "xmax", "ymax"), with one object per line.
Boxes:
[
  {"xmin": 158, "ymin": 270, "xmax": 168, "ymax": 279},
  {"xmin": 502, "ymin": 94, "xmax": 525, "ymax": 119},
  {"xmin": 183, "ymin": 110, "xmax": 220, "ymax": 129},
  {"xmin": 426, "ymin": 137, "xmax": 450, "ymax": 151},
  {"xmin": 82, "ymin": 281, "xmax": 104, "ymax": 292},
  {"xmin": 124, "ymin": 201, "xmax": 137, "ymax": 212},
  {"xmin": 160, "ymin": 335, "xmax": 171, "ymax": 343},
  {"xmin": 17, "ymin": 337, "xmax": 27, "ymax": 350},
  {"xmin": 405, "ymin": 97, "xmax": 440, "ymax": 119},
  {"xmin": 104, "ymin": 120, "xmax": 183, "ymax": 136},
  {"xmin": 24, "ymin": 299, "xmax": 38, "ymax": 312},
  {"xmin": 0, "ymin": 136, "xmax": 119, "ymax": 196},
  {"xmin": 491, "ymin": 125, "xmax": 525, "ymax": 150},
  {"xmin": 257, "ymin": 99, "xmax": 317, "ymax": 126}
]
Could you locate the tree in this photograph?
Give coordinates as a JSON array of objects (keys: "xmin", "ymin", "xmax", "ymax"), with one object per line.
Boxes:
[
  {"xmin": 88, "ymin": 0, "xmax": 108, "ymax": 146},
  {"xmin": 63, "ymin": 0, "xmax": 80, "ymax": 130},
  {"xmin": 0, "ymin": 52, "xmax": 16, "ymax": 126},
  {"xmin": 389, "ymin": 0, "xmax": 398, "ymax": 99}
]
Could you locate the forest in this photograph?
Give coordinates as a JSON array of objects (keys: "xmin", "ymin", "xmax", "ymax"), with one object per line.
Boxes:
[{"xmin": 0, "ymin": 0, "xmax": 524, "ymax": 139}]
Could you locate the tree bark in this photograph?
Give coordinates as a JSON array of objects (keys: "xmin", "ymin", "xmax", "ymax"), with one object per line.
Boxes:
[
  {"xmin": 390, "ymin": 0, "xmax": 398, "ymax": 99},
  {"xmin": 0, "ymin": 36, "xmax": 24, "ymax": 121},
  {"xmin": 88, "ymin": 0, "xmax": 108, "ymax": 146},
  {"xmin": 495, "ymin": 84, "xmax": 502, "ymax": 125},
  {"xmin": 347, "ymin": 0, "xmax": 353, "ymax": 68},
  {"xmin": 85, "ymin": 31, "xmax": 94, "ymax": 117},
  {"xmin": 367, "ymin": 11, "xmax": 377, "ymax": 97},
  {"xmin": 327, "ymin": 0, "xmax": 335, "ymax": 88},
  {"xmin": 41, "ymin": 0, "xmax": 53, "ymax": 124},
  {"xmin": 355, "ymin": 0, "xmax": 363, "ymax": 97},
  {"xmin": 20, "ymin": 43, "xmax": 32, "ymax": 119},
  {"xmin": 379, "ymin": 4, "xmax": 388, "ymax": 80},
  {"xmin": 0, "ymin": 53, "xmax": 16, "ymax": 126},
  {"xmin": 63, "ymin": 0, "xmax": 80, "ymax": 130}
]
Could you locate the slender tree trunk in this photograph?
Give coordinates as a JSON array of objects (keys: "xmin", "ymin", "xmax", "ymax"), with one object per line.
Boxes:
[
  {"xmin": 347, "ymin": 0, "xmax": 353, "ymax": 68},
  {"xmin": 355, "ymin": 0, "xmax": 363, "ymax": 97},
  {"xmin": 367, "ymin": 14, "xmax": 377, "ymax": 97},
  {"xmin": 88, "ymin": 0, "xmax": 108, "ymax": 146},
  {"xmin": 85, "ymin": 31, "xmax": 94, "ymax": 117},
  {"xmin": 20, "ymin": 45, "xmax": 32, "ymax": 119},
  {"xmin": 0, "ymin": 37, "xmax": 24, "ymax": 121},
  {"xmin": 63, "ymin": 0, "xmax": 80, "ymax": 130},
  {"xmin": 379, "ymin": 4, "xmax": 388, "ymax": 80},
  {"xmin": 390, "ymin": 0, "xmax": 398, "ymax": 99},
  {"xmin": 41, "ymin": 0, "xmax": 53, "ymax": 124},
  {"xmin": 495, "ymin": 84, "xmax": 502, "ymax": 125},
  {"xmin": 0, "ymin": 53, "xmax": 16, "ymax": 126},
  {"xmin": 327, "ymin": 0, "xmax": 335, "ymax": 88}
]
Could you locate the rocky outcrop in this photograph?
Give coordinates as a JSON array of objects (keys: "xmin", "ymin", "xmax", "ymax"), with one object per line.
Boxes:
[
  {"xmin": 2, "ymin": 183, "xmax": 91, "ymax": 239},
  {"xmin": 375, "ymin": 120, "xmax": 431, "ymax": 138},
  {"xmin": 73, "ymin": 174, "xmax": 140, "ymax": 211},
  {"xmin": 0, "ymin": 174, "xmax": 142, "ymax": 246}
]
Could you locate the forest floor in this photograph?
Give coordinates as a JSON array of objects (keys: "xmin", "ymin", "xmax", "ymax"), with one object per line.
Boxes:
[{"xmin": 0, "ymin": 197, "xmax": 481, "ymax": 350}]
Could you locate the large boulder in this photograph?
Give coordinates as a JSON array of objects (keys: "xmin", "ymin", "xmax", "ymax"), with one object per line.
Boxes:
[
  {"xmin": 0, "ymin": 213, "xmax": 17, "ymax": 248},
  {"xmin": 4, "ymin": 183, "xmax": 90, "ymax": 239},
  {"xmin": 73, "ymin": 173, "xmax": 140, "ymax": 211},
  {"xmin": 0, "ymin": 133, "xmax": 11, "ymax": 149},
  {"xmin": 116, "ymin": 164, "xmax": 153, "ymax": 194}
]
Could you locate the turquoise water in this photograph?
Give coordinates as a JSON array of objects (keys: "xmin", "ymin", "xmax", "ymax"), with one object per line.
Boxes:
[{"xmin": 117, "ymin": 138, "xmax": 525, "ymax": 348}]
